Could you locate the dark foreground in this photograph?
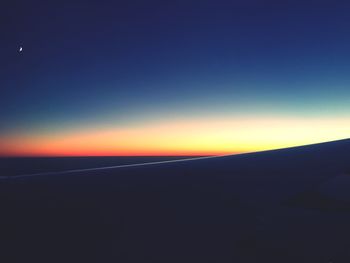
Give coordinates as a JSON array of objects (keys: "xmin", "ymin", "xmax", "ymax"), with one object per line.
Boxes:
[
  {"xmin": 1, "ymin": 139, "xmax": 350, "ymax": 263},
  {"xmin": 0, "ymin": 156, "xmax": 198, "ymax": 177}
]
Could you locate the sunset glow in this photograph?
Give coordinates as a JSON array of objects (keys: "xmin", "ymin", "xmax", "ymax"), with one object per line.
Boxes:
[
  {"xmin": 2, "ymin": 1, "xmax": 350, "ymax": 157},
  {"xmin": 1, "ymin": 116, "xmax": 349, "ymax": 156}
]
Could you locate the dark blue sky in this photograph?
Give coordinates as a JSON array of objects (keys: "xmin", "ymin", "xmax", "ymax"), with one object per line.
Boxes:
[{"xmin": 1, "ymin": 0, "xmax": 350, "ymax": 155}]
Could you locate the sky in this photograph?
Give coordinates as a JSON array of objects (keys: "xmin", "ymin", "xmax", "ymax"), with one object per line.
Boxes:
[{"xmin": 1, "ymin": 0, "xmax": 350, "ymax": 156}]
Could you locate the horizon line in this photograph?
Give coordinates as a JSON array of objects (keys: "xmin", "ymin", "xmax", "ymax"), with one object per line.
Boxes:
[{"xmin": 2, "ymin": 137, "xmax": 349, "ymax": 179}]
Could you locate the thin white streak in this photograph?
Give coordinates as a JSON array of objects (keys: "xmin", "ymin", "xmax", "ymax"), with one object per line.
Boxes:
[
  {"xmin": 2, "ymin": 138, "xmax": 346, "ymax": 179},
  {"xmin": 0, "ymin": 155, "xmax": 227, "ymax": 179}
]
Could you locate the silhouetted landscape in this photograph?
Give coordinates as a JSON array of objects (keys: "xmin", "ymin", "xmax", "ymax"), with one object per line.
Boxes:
[{"xmin": 1, "ymin": 139, "xmax": 350, "ymax": 262}]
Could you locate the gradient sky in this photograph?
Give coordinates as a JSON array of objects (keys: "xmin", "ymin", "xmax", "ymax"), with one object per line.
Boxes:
[{"xmin": 1, "ymin": 0, "xmax": 350, "ymax": 156}]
